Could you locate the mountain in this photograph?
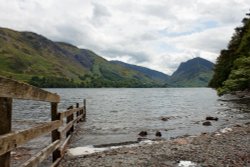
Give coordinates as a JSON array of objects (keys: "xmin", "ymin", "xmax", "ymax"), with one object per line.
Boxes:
[
  {"xmin": 209, "ymin": 13, "xmax": 250, "ymax": 95},
  {"xmin": 0, "ymin": 27, "xmax": 216, "ymax": 88},
  {"xmin": 170, "ymin": 57, "xmax": 214, "ymax": 87},
  {"xmin": 0, "ymin": 27, "xmax": 165, "ymax": 88},
  {"xmin": 110, "ymin": 60, "xmax": 170, "ymax": 83}
]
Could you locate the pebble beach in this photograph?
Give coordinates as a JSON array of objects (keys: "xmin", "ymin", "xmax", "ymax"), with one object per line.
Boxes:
[{"xmin": 60, "ymin": 122, "xmax": 250, "ymax": 167}]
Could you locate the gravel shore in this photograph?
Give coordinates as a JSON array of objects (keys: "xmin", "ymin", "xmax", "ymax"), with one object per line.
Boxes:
[{"xmin": 60, "ymin": 123, "xmax": 250, "ymax": 167}]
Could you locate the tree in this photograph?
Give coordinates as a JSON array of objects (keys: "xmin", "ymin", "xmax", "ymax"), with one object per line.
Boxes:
[{"xmin": 210, "ymin": 12, "xmax": 250, "ymax": 95}]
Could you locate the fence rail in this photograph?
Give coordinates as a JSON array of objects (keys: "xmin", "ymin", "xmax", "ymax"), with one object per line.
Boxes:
[
  {"xmin": 0, "ymin": 77, "xmax": 60, "ymax": 102},
  {"xmin": 0, "ymin": 76, "xmax": 86, "ymax": 167}
]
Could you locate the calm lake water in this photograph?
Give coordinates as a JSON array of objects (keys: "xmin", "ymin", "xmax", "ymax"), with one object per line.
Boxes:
[{"xmin": 12, "ymin": 88, "xmax": 250, "ymax": 147}]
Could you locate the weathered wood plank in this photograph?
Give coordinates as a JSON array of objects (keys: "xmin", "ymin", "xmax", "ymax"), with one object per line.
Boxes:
[
  {"xmin": 0, "ymin": 98, "xmax": 12, "ymax": 135},
  {"xmin": 0, "ymin": 120, "xmax": 62, "ymax": 156},
  {"xmin": 60, "ymin": 135, "xmax": 72, "ymax": 156},
  {"xmin": 84, "ymin": 99, "xmax": 86, "ymax": 109},
  {"xmin": 60, "ymin": 115, "xmax": 82, "ymax": 135},
  {"xmin": 0, "ymin": 76, "xmax": 60, "ymax": 102},
  {"xmin": 66, "ymin": 113, "xmax": 74, "ymax": 137},
  {"xmin": 50, "ymin": 135, "xmax": 72, "ymax": 167},
  {"xmin": 51, "ymin": 135, "xmax": 73, "ymax": 167},
  {"xmin": 51, "ymin": 102, "xmax": 61, "ymax": 162},
  {"xmin": 50, "ymin": 156, "xmax": 62, "ymax": 167},
  {"xmin": 59, "ymin": 107, "xmax": 83, "ymax": 119},
  {"xmin": 82, "ymin": 99, "xmax": 86, "ymax": 121},
  {"xmin": 21, "ymin": 140, "xmax": 60, "ymax": 167},
  {"xmin": 81, "ymin": 109, "xmax": 86, "ymax": 122},
  {"xmin": 0, "ymin": 97, "xmax": 12, "ymax": 167},
  {"xmin": 76, "ymin": 103, "xmax": 80, "ymax": 123}
]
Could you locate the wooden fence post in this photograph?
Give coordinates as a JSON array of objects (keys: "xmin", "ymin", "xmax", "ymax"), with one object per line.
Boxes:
[
  {"xmin": 76, "ymin": 103, "xmax": 79, "ymax": 123},
  {"xmin": 51, "ymin": 102, "xmax": 61, "ymax": 162},
  {"xmin": 66, "ymin": 106, "xmax": 74, "ymax": 137},
  {"xmin": 0, "ymin": 97, "xmax": 12, "ymax": 167},
  {"xmin": 83, "ymin": 99, "xmax": 86, "ymax": 121}
]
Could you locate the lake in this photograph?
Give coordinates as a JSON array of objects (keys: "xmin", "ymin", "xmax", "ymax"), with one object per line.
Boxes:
[{"xmin": 12, "ymin": 88, "xmax": 250, "ymax": 147}]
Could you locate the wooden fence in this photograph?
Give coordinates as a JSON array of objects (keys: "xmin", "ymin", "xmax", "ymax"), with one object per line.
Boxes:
[{"xmin": 0, "ymin": 76, "xmax": 86, "ymax": 167}]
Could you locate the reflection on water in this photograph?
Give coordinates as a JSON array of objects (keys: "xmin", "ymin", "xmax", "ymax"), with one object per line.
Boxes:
[{"xmin": 12, "ymin": 88, "xmax": 250, "ymax": 148}]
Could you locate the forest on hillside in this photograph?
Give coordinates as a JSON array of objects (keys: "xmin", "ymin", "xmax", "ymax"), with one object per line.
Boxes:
[{"xmin": 209, "ymin": 12, "xmax": 250, "ymax": 95}]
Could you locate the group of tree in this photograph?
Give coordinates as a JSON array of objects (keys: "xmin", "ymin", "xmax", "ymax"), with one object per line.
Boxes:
[
  {"xmin": 29, "ymin": 76, "xmax": 78, "ymax": 88},
  {"xmin": 28, "ymin": 75, "xmax": 164, "ymax": 88},
  {"xmin": 209, "ymin": 12, "xmax": 250, "ymax": 95}
]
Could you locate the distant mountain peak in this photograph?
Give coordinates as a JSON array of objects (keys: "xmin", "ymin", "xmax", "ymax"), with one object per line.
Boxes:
[
  {"xmin": 170, "ymin": 57, "xmax": 214, "ymax": 87},
  {"xmin": 173, "ymin": 57, "xmax": 213, "ymax": 75}
]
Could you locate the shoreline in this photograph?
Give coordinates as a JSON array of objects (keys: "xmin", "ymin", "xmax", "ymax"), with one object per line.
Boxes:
[
  {"xmin": 60, "ymin": 122, "xmax": 250, "ymax": 167},
  {"xmin": 10, "ymin": 90, "xmax": 250, "ymax": 166}
]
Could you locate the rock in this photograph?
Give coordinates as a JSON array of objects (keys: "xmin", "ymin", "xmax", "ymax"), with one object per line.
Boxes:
[
  {"xmin": 215, "ymin": 133, "xmax": 221, "ymax": 136},
  {"xmin": 110, "ymin": 110, "xmax": 118, "ymax": 113},
  {"xmin": 161, "ymin": 117, "xmax": 169, "ymax": 121},
  {"xmin": 67, "ymin": 105, "xmax": 73, "ymax": 110},
  {"xmin": 155, "ymin": 131, "xmax": 162, "ymax": 137},
  {"xmin": 171, "ymin": 147, "xmax": 178, "ymax": 151},
  {"xmin": 173, "ymin": 138, "xmax": 189, "ymax": 145},
  {"xmin": 220, "ymin": 127, "xmax": 232, "ymax": 133},
  {"xmin": 161, "ymin": 117, "xmax": 171, "ymax": 121},
  {"xmin": 128, "ymin": 150, "xmax": 136, "ymax": 154},
  {"xmin": 206, "ymin": 116, "xmax": 218, "ymax": 121},
  {"xmin": 138, "ymin": 131, "xmax": 147, "ymax": 136},
  {"xmin": 203, "ymin": 121, "xmax": 212, "ymax": 126}
]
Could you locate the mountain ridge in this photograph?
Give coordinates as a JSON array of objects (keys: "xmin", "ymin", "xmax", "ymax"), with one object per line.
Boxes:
[
  {"xmin": 0, "ymin": 27, "xmax": 165, "ymax": 87},
  {"xmin": 110, "ymin": 60, "xmax": 170, "ymax": 83},
  {"xmin": 0, "ymin": 27, "xmax": 214, "ymax": 88}
]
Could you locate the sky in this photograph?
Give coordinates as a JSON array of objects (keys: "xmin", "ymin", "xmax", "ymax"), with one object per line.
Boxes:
[{"xmin": 0, "ymin": 0, "xmax": 249, "ymax": 75}]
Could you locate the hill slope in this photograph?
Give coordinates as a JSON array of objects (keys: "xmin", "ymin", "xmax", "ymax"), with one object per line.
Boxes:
[
  {"xmin": 209, "ymin": 13, "xmax": 250, "ymax": 94},
  {"xmin": 110, "ymin": 60, "xmax": 170, "ymax": 83},
  {"xmin": 170, "ymin": 57, "xmax": 214, "ymax": 87},
  {"xmin": 0, "ymin": 27, "xmax": 164, "ymax": 87}
]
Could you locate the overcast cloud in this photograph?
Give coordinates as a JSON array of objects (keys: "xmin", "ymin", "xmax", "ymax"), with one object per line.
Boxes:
[{"xmin": 0, "ymin": 0, "xmax": 249, "ymax": 74}]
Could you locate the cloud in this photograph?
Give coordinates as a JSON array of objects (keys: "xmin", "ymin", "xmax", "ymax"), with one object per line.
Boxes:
[
  {"xmin": 90, "ymin": 3, "xmax": 111, "ymax": 26},
  {"xmin": 102, "ymin": 48, "xmax": 150, "ymax": 63},
  {"xmin": 167, "ymin": 26, "xmax": 236, "ymax": 59},
  {"xmin": 0, "ymin": 0, "xmax": 249, "ymax": 74}
]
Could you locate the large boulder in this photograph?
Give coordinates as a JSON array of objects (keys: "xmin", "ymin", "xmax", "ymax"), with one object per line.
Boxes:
[{"xmin": 138, "ymin": 131, "xmax": 147, "ymax": 136}]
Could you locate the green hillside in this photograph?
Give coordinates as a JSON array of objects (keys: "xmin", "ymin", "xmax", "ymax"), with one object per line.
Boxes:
[
  {"xmin": 0, "ymin": 28, "xmax": 87, "ymax": 81},
  {"xmin": 170, "ymin": 57, "xmax": 214, "ymax": 87},
  {"xmin": 209, "ymin": 13, "xmax": 250, "ymax": 95},
  {"xmin": 0, "ymin": 27, "xmax": 163, "ymax": 88}
]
